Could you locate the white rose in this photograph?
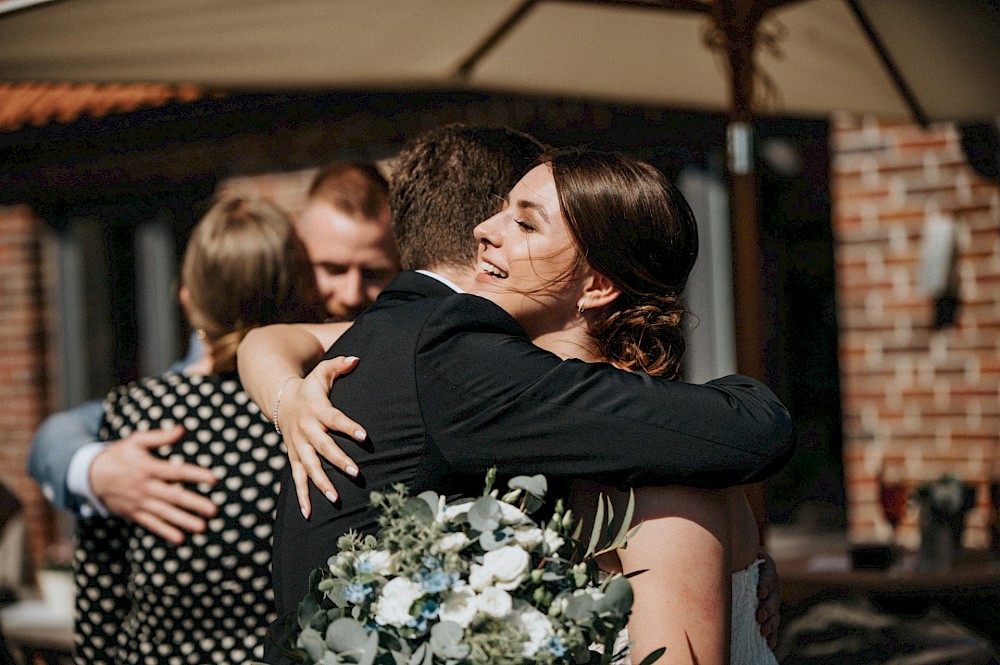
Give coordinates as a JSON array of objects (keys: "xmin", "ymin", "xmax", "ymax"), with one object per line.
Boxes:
[
  {"xmin": 481, "ymin": 545, "xmax": 530, "ymax": 591},
  {"xmin": 468, "ymin": 563, "xmax": 492, "ymax": 591},
  {"xmin": 512, "ymin": 527, "xmax": 543, "ymax": 549},
  {"xmin": 355, "ymin": 550, "xmax": 394, "ymax": 575},
  {"xmin": 439, "ymin": 586, "xmax": 477, "ymax": 628},
  {"xmin": 373, "ymin": 577, "xmax": 424, "ymax": 627},
  {"xmin": 476, "ymin": 586, "xmax": 513, "ymax": 618},
  {"xmin": 513, "ymin": 605, "xmax": 554, "ymax": 656},
  {"xmin": 434, "ymin": 532, "xmax": 471, "ymax": 554},
  {"xmin": 439, "ymin": 501, "xmax": 473, "ymax": 524},
  {"xmin": 498, "ymin": 501, "xmax": 533, "ymax": 525},
  {"xmin": 542, "ymin": 528, "xmax": 564, "ymax": 553}
]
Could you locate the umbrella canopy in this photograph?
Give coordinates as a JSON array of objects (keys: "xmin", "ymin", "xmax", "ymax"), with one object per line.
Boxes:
[
  {"xmin": 1, "ymin": 0, "xmax": 997, "ymax": 125},
  {"xmin": 2, "ymin": 0, "xmax": 996, "ymax": 382}
]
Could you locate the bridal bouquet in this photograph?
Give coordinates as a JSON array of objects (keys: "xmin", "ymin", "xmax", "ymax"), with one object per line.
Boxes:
[{"xmin": 288, "ymin": 470, "xmax": 649, "ymax": 665}]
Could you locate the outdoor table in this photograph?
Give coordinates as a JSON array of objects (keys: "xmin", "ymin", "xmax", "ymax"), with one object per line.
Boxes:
[{"xmin": 779, "ymin": 547, "xmax": 1000, "ymax": 650}]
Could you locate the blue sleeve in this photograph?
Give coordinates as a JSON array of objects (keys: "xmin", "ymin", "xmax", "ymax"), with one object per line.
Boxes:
[{"xmin": 27, "ymin": 400, "xmax": 104, "ymax": 511}]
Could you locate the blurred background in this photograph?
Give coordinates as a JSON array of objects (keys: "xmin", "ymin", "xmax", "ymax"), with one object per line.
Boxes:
[{"xmin": 0, "ymin": 0, "xmax": 999, "ymax": 660}]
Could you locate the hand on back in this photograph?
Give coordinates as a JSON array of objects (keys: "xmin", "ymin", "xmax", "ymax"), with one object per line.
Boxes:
[
  {"xmin": 89, "ymin": 425, "xmax": 218, "ymax": 544},
  {"xmin": 276, "ymin": 355, "xmax": 367, "ymax": 519}
]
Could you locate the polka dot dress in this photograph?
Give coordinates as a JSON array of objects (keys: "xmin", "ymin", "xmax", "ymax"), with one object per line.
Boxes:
[{"xmin": 74, "ymin": 371, "xmax": 285, "ymax": 665}]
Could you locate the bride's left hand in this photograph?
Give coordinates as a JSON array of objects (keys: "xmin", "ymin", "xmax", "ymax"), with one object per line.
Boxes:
[
  {"xmin": 279, "ymin": 356, "xmax": 367, "ymax": 518},
  {"xmin": 755, "ymin": 547, "xmax": 781, "ymax": 649}
]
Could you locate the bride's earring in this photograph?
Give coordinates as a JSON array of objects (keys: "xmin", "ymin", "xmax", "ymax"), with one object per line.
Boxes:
[{"xmin": 578, "ymin": 301, "xmax": 587, "ymax": 314}]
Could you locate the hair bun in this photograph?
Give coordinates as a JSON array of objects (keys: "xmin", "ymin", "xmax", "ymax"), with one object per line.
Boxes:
[{"xmin": 595, "ymin": 293, "xmax": 686, "ymax": 380}]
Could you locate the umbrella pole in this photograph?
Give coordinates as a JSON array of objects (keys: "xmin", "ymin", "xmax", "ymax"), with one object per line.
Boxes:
[{"xmin": 714, "ymin": 0, "xmax": 769, "ymax": 539}]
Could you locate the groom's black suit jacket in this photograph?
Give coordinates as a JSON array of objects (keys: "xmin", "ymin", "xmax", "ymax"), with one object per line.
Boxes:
[{"xmin": 264, "ymin": 271, "xmax": 793, "ymax": 661}]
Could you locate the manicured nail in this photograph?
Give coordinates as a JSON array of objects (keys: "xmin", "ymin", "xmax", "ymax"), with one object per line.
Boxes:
[
  {"xmin": 345, "ymin": 465, "xmax": 359, "ymax": 477},
  {"xmin": 325, "ymin": 491, "xmax": 338, "ymax": 503},
  {"xmin": 345, "ymin": 356, "xmax": 358, "ymax": 363},
  {"xmin": 354, "ymin": 429, "xmax": 366, "ymax": 440},
  {"xmin": 300, "ymin": 506, "xmax": 309, "ymax": 520}
]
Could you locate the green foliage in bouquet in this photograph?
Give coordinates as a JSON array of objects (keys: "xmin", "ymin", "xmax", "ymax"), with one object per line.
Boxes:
[{"xmin": 284, "ymin": 469, "xmax": 649, "ymax": 665}]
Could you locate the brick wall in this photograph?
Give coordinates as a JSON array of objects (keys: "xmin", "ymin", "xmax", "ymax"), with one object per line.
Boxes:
[
  {"xmin": 832, "ymin": 114, "xmax": 1000, "ymax": 548},
  {"xmin": 0, "ymin": 205, "xmax": 54, "ymax": 571}
]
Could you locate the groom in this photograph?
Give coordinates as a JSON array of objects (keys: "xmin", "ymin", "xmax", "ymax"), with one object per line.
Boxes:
[{"xmin": 251, "ymin": 124, "xmax": 794, "ymax": 662}]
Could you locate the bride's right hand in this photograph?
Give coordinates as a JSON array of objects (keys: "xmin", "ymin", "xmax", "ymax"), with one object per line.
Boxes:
[{"xmin": 275, "ymin": 355, "xmax": 367, "ymax": 519}]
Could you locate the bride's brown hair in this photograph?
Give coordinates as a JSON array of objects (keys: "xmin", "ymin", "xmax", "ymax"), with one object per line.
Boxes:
[{"xmin": 544, "ymin": 148, "xmax": 699, "ymax": 380}]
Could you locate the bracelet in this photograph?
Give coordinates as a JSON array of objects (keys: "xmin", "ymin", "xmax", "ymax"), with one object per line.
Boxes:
[{"xmin": 272, "ymin": 377, "xmax": 296, "ymax": 436}]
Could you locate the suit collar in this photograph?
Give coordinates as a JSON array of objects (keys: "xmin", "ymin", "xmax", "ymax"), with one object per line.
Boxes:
[{"xmin": 378, "ymin": 270, "xmax": 457, "ymax": 303}]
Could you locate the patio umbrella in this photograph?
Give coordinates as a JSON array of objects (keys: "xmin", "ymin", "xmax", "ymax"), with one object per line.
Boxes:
[
  {"xmin": 1, "ymin": 0, "xmax": 996, "ymax": 123},
  {"xmin": 1, "ymin": 0, "xmax": 998, "ymax": 378}
]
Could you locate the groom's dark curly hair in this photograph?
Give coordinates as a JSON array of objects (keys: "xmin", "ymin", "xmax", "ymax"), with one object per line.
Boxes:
[{"xmin": 389, "ymin": 123, "xmax": 547, "ymax": 272}]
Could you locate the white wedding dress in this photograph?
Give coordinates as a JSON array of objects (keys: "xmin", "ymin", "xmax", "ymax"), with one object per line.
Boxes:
[
  {"xmin": 615, "ymin": 559, "xmax": 778, "ymax": 665},
  {"xmin": 729, "ymin": 559, "xmax": 779, "ymax": 665}
]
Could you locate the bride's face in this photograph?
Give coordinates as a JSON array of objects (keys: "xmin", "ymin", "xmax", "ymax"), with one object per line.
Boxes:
[{"xmin": 469, "ymin": 164, "xmax": 588, "ymax": 338}]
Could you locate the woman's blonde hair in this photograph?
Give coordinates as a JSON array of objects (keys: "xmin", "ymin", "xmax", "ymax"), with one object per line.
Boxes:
[{"xmin": 181, "ymin": 197, "xmax": 323, "ymax": 374}]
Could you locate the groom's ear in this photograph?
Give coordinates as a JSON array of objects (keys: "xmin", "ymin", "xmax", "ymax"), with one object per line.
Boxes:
[{"xmin": 582, "ymin": 271, "xmax": 621, "ymax": 310}]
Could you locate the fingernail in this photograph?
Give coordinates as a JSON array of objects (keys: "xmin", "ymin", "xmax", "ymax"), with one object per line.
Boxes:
[
  {"xmin": 354, "ymin": 429, "xmax": 366, "ymax": 440},
  {"xmin": 325, "ymin": 490, "xmax": 337, "ymax": 503},
  {"xmin": 345, "ymin": 356, "xmax": 358, "ymax": 363},
  {"xmin": 345, "ymin": 465, "xmax": 358, "ymax": 477},
  {"xmin": 300, "ymin": 506, "xmax": 309, "ymax": 520}
]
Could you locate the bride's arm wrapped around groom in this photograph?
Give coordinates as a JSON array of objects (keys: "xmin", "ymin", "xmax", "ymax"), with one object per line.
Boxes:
[
  {"xmin": 237, "ymin": 132, "xmax": 795, "ymax": 665},
  {"xmin": 238, "ymin": 270, "xmax": 794, "ymax": 621}
]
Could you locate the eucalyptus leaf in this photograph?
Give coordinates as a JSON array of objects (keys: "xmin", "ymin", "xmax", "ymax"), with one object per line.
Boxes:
[
  {"xmin": 401, "ymin": 496, "xmax": 435, "ymax": 523},
  {"xmin": 508, "ymin": 474, "xmax": 547, "ymax": 499},
  {"xmin": 521, "ymin": 493, "xmax": 544, "ymax": 515},
  {"xmin": 357, "ymin": 632, "xmax": 379, "ymax": 665},
  {"xmin": 415, "ymin": 490, "xmax": 441, "ymax": 516},
  {"xmin": 564, "ymin": 593, "xmax": 596, "ymax": 621},
  {"xmin": 298, "ymin": 593, "xmax": 322, "ymax": 629},
  {"xmin": 297, "ymin": 626, "xmax": 326, "ymax": 662},
  {"xmin": 430, "ymin": 621, "xmax": 470, "ymax": 660},
  {"xmin": 407, "ymin": 644, "xmax": 426, "ymax": 665},
  {"xmin": 326, "ymin": 617, "xmax": 369, "ymax": 652},
  {"xmin": 594, "ymin": 576, "xmax": 633, "ymax": 615},
  {"xmin": 467, "ymin": 496, "xmax": 501, "ymax": 532}
]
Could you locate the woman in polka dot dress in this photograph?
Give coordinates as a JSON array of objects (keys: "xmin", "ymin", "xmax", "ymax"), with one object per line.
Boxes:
[{"xmin": 73, "ymin": 197, "xmax": 325, "ymax": 664}]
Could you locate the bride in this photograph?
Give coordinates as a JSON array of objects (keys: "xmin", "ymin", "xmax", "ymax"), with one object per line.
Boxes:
[
  {"xmin": 465, "ymin": 148, "xmax": 776, "ymax": 665},
  {"xmin": 244, "ymin": 146, "xmax": 780, "ymax": 664}
]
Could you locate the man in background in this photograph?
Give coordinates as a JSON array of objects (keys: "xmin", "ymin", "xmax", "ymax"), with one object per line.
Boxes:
[
  {"xmin": 296, "ymin": 162, "xmax": 400, "ymax": 321},
  {"xmin": 27, "ymin": 160, "xmax": 400, "ymax": 543}
]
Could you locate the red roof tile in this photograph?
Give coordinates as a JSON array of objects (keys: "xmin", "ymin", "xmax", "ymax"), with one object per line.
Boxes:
[{"xmin": 0, "ymin": 81, "xmax": 208, "ymax": 132}]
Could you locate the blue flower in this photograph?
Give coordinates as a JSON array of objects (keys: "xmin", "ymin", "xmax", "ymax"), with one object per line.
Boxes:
[
  {"xmin": 405, "ymin": 614, "xmax": 429, "ymax": 633},
  {"xmin": 544, "ymin": 635, "xmax": 568, "ymax": 658},
  {"xmin": 342, "ymin": 580, "xmax": 372, "ymax": 604},
  {"xmin": 420, "ymin": 598, "xmax": 441, "ymax": 620},
  {"xmin": 418, "ymin": 568, "xmax": 457, "ymax": 594}
]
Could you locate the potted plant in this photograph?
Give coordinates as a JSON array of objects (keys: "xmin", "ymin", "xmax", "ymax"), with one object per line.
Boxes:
[{"xmin": 912, "ymin": 474, "xmax": 977, "ymax": 572}]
